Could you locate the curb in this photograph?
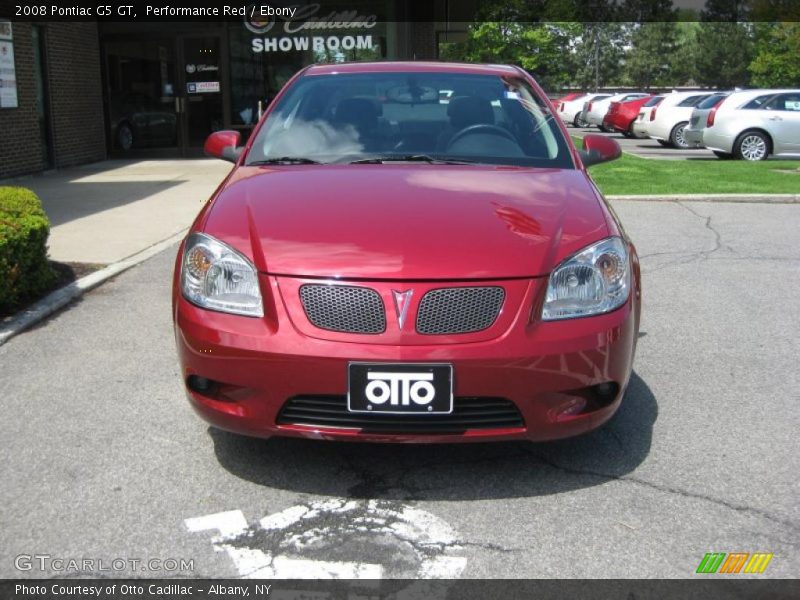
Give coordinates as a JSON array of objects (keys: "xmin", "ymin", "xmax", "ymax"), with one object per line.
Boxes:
[
  {"xmin": 607, "ymin": 194, "xmax": 800, "ymax": 203},
  {"xmin": 0, "ymin": 228, "xmax": 187, "ymax": 347}
]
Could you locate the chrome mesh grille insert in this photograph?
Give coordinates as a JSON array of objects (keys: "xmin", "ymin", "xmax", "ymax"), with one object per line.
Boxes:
[
  {"xmin": 299, "ymin": 284, "xmax": 386, "ymax": 334},
  {"xmin": 416, "ymin": 286, "xmax": 505, "ymax": 335}
]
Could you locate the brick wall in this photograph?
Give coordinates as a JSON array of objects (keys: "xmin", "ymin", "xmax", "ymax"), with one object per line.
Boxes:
[
  {"xmin": 0, "ymin": 22, "xmax": 42, "ymax": 178},
  {"xmin": 45, "ymin": 23, "xmax": 105, "ymax": 169},
  {"xmin": 0, "ymin": 22, "xmax": 106, "ymax": 179}
]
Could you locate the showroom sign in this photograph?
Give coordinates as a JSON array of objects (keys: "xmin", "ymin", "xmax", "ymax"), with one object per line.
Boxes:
[{"xmin": 246, "ymin": 2, "xmax": 377, "ymax": 53}]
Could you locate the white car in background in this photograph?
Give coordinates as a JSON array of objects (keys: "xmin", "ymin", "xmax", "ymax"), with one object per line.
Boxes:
[
  {"xmin": 647, "ymin": 91, "xmax": 714, "ymax": 148},
  {"xmin": 631, "ymin": 96, "xmax": 664, "ymax": 138},
  {"xmin": 558, "ymin": 93, "xmax": 611, "ymax": 127},
  {"xmin": 584, "ymin": 92, "xmax": 649, "ymax": 130},
  {"xmin": 702, "ymin": 89, "xmax": 800, "ymax": 160}
]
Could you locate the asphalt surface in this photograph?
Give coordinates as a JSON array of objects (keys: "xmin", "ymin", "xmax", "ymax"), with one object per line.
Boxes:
[{"xmin": 1, "ymin": 199, "xmax": 799, "ymax": 579}]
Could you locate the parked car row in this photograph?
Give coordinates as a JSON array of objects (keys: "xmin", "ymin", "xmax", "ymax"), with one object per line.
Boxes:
[
  {"xmin": 555, "ymin": 88, "xmax": 800, "ymax": 160},
  {"xmin": 687, "ymin": 89, "xmax": 800, "ymax": 160}
]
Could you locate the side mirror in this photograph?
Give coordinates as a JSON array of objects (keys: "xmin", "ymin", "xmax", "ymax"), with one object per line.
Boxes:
[
  {"xmin": 204, "ymin": 130, "xmax": 242, "ymax": 163},
  {"xmin": 579, "ymin": 134, "xmax": 621, "ymax": 167}
]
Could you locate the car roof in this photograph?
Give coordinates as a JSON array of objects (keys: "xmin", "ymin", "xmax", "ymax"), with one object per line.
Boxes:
[
  {"xmin": 304, "ymin": 61, "xmax": 522, "ymax": 77},
  {"xmin": 720, "ymin": 88, "xmax": 800, "ymax": 108}
]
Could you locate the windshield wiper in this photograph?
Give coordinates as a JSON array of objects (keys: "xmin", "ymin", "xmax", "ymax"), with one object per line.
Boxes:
[
  {"xmin": 348, "ymin": 154, "xmax": 476, "ymax": 165},
  {"xmin": 249, "ymin": 157, "xmax": 323, "ymax": 165}
]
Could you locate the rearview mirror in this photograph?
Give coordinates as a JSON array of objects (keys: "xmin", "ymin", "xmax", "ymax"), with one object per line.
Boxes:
[
  {"xmin": 204, "ymin": 130, "xmax": 242, "ymax": 163},
  {"xmin": 579, "ymin": 134, "xmax": 621, "ymax": 167}
]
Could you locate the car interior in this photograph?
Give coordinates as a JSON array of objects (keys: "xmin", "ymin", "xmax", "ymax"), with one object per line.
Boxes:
[{"xmin": 256, "ymin": 74, "xmax": 566, "ymax": 163}]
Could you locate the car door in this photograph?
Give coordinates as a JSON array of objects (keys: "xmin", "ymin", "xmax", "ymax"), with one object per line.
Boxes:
[{"xmin": 762, "ymin": 93, "xmax": 800, "ymax": 154}]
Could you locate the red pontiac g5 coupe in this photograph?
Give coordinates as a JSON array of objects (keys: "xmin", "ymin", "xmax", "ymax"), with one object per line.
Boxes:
[{"xmin": 172, "ymin": 62, "xmax": 641, "ymax": 443}]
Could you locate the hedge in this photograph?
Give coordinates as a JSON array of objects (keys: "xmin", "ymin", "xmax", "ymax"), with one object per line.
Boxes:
[{"xmin": 0, "ymin": 187, "xmax": 56, "ymax": 314}]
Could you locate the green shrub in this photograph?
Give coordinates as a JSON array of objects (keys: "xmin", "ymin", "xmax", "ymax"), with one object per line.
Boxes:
[{"xmin": 0, "ymin": 187, "xmax": 56, "ymax": 314}]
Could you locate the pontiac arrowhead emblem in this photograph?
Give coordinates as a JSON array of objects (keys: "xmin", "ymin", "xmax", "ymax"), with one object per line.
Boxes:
[{"xmin": 392, "ymin": 290, "xmax": 413, "ymax": 330}]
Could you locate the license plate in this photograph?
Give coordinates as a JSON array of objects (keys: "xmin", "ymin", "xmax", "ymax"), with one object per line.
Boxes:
[{"xmin": 347, "ymin": 363, "xmax": 453, "ymax": 414}]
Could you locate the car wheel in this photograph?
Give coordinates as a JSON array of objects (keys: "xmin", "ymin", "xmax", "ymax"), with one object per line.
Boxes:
[
  {"xmin": 712, "ymin": 150, "xmax": 734, "ymax": 160},
  {"xmin": 734, "ymin": 131, "xmax": 770, "ymax": 161},
  {"xmin": 626, "ymin": 120, "xmax": 637, "ymax": 138},
  {"xmin": 670, "ymin": 122, "xmax": 690, "ymax": 149},
  {"xmin": 573, "ymin": 115, "xmax": 582, "ymax": 128},
  {"xmin": 657, "ymin": 139, "xmax": 672, "ymax": 147},
  {"xmin": 117, "ymin": 123, "xmax": 134, "ymax": 151}
]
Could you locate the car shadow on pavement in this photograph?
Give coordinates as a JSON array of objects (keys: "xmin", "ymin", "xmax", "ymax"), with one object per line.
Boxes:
[{"xmin": 209, "ymin": 372, "xmax": 656, "ymax": 501}]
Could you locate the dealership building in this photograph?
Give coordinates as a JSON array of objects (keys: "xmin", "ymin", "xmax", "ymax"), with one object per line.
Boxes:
[{"xmin": 0, "ymin": 2, "xmax": 472, "ymax": 179}]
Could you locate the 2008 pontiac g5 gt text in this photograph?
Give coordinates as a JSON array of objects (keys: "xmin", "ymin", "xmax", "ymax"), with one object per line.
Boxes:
[{"xmin": 172, "ymin": 61, "xmax": 640, "ymax": 443}]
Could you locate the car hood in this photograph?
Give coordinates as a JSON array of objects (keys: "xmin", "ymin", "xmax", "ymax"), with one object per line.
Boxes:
[{"xmin": 202, "ymin": 165, "xmax": 609, "ymax": 280}]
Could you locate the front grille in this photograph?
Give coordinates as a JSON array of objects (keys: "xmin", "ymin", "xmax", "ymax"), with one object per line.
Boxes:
[
  {"xmin": 416, "ymin": 286, "xmax": 505, "ymax": 335},
  {"xmin": 299, "ymin": 284, "xmax": 385, "ymax": 334},
  {"xmin": 277, "ymin": 396, "xmax": 525, "ymax": 433}
]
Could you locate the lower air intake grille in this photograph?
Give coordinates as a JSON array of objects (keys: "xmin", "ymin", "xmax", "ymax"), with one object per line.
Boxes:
[
  {"xmin": 277, "ymin": 395, "xmax": 524, "ymax": 433},
  {"xmin": 299, "ymin": 284, "xmax": 386, "ymax": 334},
  {"xmin": 416, "ymin": 286, "xmax": 505, "ymax": 335}
]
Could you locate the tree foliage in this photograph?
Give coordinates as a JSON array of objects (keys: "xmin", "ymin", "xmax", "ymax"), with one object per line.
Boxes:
[
  {"xmin": 438, "ymin": 9, "xmax": 797, "ymax": 92},
  {"xmin": 749, "ymin": 22, "xmax": 800, "ymax": 87}
]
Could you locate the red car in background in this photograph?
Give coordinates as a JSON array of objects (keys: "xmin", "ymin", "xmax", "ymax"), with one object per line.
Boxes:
[
  {"xmin": 173, "ymin": 62, "xmax": 640, "ymax": 444},
  {"xmin": 604, "ymin": 95, "xmax": 662, "ymax": 137}
]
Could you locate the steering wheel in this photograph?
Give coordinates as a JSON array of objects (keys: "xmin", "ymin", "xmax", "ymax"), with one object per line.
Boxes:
[{"xmin": 446, "ymin": 124, "xmax": 517, "ymax": 150}]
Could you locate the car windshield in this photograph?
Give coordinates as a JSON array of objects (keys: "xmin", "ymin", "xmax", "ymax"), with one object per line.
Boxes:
[{"xmin": 246, "ymin": 71, "xmax": 574, "ymax": 168}]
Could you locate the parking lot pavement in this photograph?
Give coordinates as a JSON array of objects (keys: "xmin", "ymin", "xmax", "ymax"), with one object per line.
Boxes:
[
  {"xmin": 571, "ymin": 126, "xmax": 715, "ymax": 160},
  {"xmin": 1, "ymin": 198, "xmax": 798, "ymax": 579}
]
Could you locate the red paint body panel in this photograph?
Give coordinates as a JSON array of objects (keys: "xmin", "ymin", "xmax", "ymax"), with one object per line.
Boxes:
[
  {"xmin": 604, "ymin": 96, "xmax": 655, "ymax": 134},
  {"xmin": 172, "ymin": 62, "xmax": 641, "ymax": 443},
  {"xmin": 204, "ymin": 165, "xmax": 609, "ymax": 279}
]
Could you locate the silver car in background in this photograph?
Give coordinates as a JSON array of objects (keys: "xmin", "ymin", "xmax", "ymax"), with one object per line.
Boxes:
[
  {"xmin": 703, "ymin": 89, "xmax": 800, "ymax": 160},
  {"xmin": 684, "ymin": 92, "xmax": 731, "ymax": 148}
]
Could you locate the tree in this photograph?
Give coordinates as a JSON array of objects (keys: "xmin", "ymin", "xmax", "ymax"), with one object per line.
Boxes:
[
  {"xmin": 749, "ymin": 22, "xmax": 800, "ymax": 87},
  {"xmin": 693, "ymin": 0, "xmax": 754, "ymax": 88},
  {"xmin": 625, "ymin": 22, "xmax": 679, "ymax": 89},
  {"xmin": 570, "ymin": 23, "xmax": 629, "ymax": 90},
  {"xmin": 439, "ymin": 22, "xmax": 577, "ymax": 91}
]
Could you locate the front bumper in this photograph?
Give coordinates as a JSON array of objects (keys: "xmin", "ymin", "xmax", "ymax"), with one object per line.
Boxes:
[{"xmin": 174, "ymin": 274, "xmax": 639, "ymax": 443}]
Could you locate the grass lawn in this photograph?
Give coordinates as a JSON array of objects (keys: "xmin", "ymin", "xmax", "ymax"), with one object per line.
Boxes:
[{"xmin": 572, "ymin": 137, "xmax": 800, "ymax": 195}]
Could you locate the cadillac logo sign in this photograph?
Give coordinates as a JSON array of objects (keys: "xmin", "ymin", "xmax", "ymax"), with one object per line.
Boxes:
[{"xmin": 245, "ymin": 3, "xmax": 378, "ymax": 35}]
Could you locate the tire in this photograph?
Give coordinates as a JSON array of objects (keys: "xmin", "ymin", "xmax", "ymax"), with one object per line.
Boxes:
[
  {"xmin": 573, "ymin": 114, "xmax": 583, "ymax": 128},
  {"xmin": 117, "ymin": 122, "xmax": 134, "ymax": 151},
  {"xmin": 623, "ymin": 120, "xmax": 636, "ymax": 138},
  {"xmin": 657, "ymin": 139, "xmax": 671, "ymax": 147},
  {"xmin": 734, "ymin": 130, "xmax": 770, "ymax": 161},
  {"xmin": 713, "ymin": 150, "xmax": 734, "ymax": 160},
  {"xmin": 669, "ymin": 121, "xmax": 690, "ymax": 149}
]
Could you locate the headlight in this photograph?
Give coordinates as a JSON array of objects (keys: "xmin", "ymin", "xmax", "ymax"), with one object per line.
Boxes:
[
  {"xmin": 180, "ymin": 232, "xmax": 263, "ymax": 317},
  {"xmin": 542, "ymin": 236, "xmax": 630, "ymax": 321}
]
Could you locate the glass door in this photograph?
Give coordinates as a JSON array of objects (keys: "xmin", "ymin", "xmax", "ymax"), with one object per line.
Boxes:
[
  {"xmin": 180, "ymin": 35, "xmax": 224, "ymax": 153},
  {"xmin": 104, "ymin": 38, "xmax": 179, "ymax": 154}
]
